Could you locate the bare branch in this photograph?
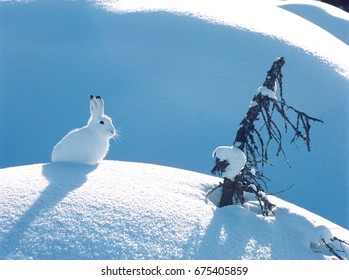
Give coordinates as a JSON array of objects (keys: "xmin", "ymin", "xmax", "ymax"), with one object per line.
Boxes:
[{"xmin": 210, "ymin": 57, "xmax": 323, "ymax": 215}]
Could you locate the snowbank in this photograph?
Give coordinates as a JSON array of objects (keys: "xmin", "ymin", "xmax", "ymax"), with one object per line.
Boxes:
[
  {"xmin": 1, "ymin": 0, "xmax": 348, "ymax": 232},
  {"xmin": 0, "ymin": 161, "xmax": 348, "ymax": 259},
  {"xmin": 278, "ymin": 0, "xmax": 349, "ymax": 45},
  {"xmin": 97, "ymin": 0, "xmax": 349, "ymax": 77}
]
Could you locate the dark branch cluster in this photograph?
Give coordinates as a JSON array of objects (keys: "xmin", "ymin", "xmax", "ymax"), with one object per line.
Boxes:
[
  {"xmin": 316, "ymin": 237, "xmax": 349, "ymax": 260},
  {"xmin": 211, "ymin": 161, "xmax": 274, "ymax": 216},
  {"xmin": 211, "ymin": 158, "xmax": 229, "ymax": 178},
  {"xmin": 211, "ymin": 57, "xmax": 323, "ymax": 215},
  {"xmin": 235, "ymin": 57, "xmax": 323, "ymax": 176},
  {"xmin": 219, "ymin": 175, "xmax": 275, "ymax": 216}
]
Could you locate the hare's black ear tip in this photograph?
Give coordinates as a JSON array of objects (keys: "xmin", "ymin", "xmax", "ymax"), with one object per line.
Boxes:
[
  {"xmin": 96, "ymin": 95, "xmax": 101, "ymax": 99},
  {"xmin": 90, "ymin": 95, "xmax": 94, "ymax": 99}
]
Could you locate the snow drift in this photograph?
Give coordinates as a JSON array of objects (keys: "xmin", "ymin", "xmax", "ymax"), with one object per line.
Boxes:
[
  {"xmin": 0, "ymin": 161, "xmax": 348, "ymax": 260},
  {"xmin": 1, "ymin": 0, "xmax": 349, "ymax": 260},
  {"xmin": 1, "ymin": 0, "xmax": 348, "ymax": 229},
  {"xmin": 278, "ymin": 0, "xmax": 349, "ymax": 45}
]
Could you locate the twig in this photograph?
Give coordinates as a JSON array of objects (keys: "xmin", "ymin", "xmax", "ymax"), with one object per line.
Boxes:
[
  {"xmin": 322, "ymin": 238, "xmax": 344, "ymax": 260},
  {"xmin": 269, "ymin": 184, "xmax": 295, "ymax": 195}
]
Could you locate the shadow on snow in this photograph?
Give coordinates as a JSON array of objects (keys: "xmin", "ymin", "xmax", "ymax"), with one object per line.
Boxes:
[{"xmin": 0, "ymin": 162, "xmax": 97, "ymax": 259}]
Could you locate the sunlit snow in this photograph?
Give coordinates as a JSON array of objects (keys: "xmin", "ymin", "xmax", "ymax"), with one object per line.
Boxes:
[{"xmin": 1, "ymin": 0, "xmax": 349, "ymax": 259}]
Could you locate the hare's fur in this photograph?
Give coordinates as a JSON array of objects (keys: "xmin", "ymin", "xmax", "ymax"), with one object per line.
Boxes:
[{"xmin": 51, "ymin": 95, "xmax": 116, "ymax": 164}]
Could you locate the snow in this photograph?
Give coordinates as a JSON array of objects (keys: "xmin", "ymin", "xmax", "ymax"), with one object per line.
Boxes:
[
  {"xmin": 97, "ymin": 0, "xmax": 349, "ymax": 77},
  {"xmin": 212, "ymin": 146, "xmax": 246, "ymax": 179},
  {"xmin": 249, "ymin": 101, "xmax": 258, "ymax": 108},
  {"xmin": 0, "ymin": 160, "xmax": 348, "ymax": 260},
  {"xmin": 278, "ymin": 0, "xmax": 349, "ymax": 45},
  {"xmin": 257, "ymin": 86, "xmax": 278, "ymax": 100},
  {"xmin": 311, "ymin": 225, "xmax": 333, "ymax": 246},
  {"xmin": 1, "ymin": 0, "xmax": 349, "ymax": 259}
]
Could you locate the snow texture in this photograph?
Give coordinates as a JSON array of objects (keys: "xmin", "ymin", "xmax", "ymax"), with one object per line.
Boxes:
[
  {"xmin": 1, "ymin": 0, "xmax": 349, "ymax": 259},
  {"xmin": 1, "ymin": 0, "xmax": 348, "ymax": 228},
  {"xmin": 0, "ymin": 160, "xmax": 348, "ymax": 260},
  {"xmin": 278, "ymin": 0, "xmax": 349, "ymax": 45},
  {"xmin": 212, "ymin": 146, "xmax": 246, "ymax": 179}
]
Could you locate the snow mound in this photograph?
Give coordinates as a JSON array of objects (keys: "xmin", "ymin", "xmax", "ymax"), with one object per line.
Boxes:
[
  {"xmin": 278, "ymin": 0, "xmax": 349, "ymax": 45},
  {"xmin": 0, "ymin": 160, "xmax": 348, "ymax": 260},
  {"xmin": 97, "ymin": 0, "xmax": 349, "ymax": 77},
  {"xmin": 1, "ymin": 0, "xmax": 349, "ymax": 229}
]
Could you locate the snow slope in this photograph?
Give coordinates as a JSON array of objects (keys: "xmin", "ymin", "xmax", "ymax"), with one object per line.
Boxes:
[
  {"xmin": 0, "ymin": 160, "xmax": 348, "ymax": 260},
  {"xmin": 278, "ymin": 0, "xmax": 349, "ymax": 45},
  {"xmin": 0, "ymin": 0, "xmax": 348, "ymax": 241}
]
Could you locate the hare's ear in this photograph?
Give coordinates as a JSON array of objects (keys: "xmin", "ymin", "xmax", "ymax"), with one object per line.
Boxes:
[
  {"xmin": 95, "ymin": 96, "xmax": 105, "ymax": 116},
  {"xmin": 90, "ymin": 95, "xmax": 99, "ymax": 117}
]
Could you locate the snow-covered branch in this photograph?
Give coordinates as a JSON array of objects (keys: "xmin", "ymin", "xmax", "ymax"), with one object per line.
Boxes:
[{"xmin": 211, "ymin": 57, "xmax": 323, "ymax": 215}]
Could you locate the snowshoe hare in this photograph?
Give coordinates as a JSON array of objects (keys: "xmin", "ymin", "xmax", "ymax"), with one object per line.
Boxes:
[{"xmin": 51, "ymin": 95, "xmax": 116, "ymax": 164}]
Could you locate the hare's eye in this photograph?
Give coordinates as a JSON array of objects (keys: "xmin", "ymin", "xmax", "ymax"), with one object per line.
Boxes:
[{"xmin": 100, "ymin": 121, "xmax": 104, "ymax": 125}]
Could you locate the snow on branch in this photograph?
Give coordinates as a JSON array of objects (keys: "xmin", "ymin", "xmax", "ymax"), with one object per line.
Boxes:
[
  {"xmin": 211, "ymin": 57, "xmax": 323, "ymax": 215},
  {"xmin": 234, "ymin": 57, "xmax": 323, "ymax": 174}
]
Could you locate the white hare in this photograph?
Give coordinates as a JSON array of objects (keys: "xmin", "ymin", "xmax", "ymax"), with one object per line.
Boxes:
[{"xmin": 51, "ymin": 95, "xmax": 116, "ymax": 165}]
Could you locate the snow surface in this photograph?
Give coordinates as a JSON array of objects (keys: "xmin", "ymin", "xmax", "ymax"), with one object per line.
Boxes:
[
  {"xmin": 278, "ymin": 0, "xmax": 349, "ymax": 45},
  {"xmin": 0, "ymin": 160, "xmax": 348, "ymax": 260},
  {"xmin": 1, "ymin": 0, "xmax": 349, "ymax": 259},
  {"xmin": 97, "ymin": 0, "xmax": 349, "ymax": 77}
]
